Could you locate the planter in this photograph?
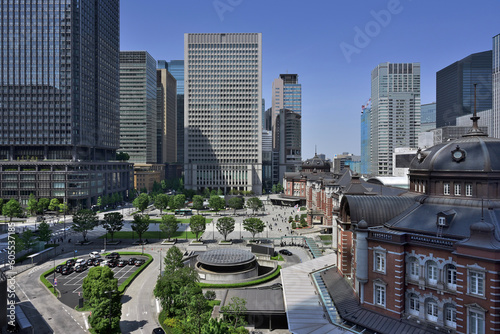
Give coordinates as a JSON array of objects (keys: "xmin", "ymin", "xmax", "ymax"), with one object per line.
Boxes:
[
  {"xmin": 218, "ymin": 241, "xmax": 233, "ymax": 245},
  {"xmin": 161, "ymin": 240, "xmax": 177, "ymax": 245}
]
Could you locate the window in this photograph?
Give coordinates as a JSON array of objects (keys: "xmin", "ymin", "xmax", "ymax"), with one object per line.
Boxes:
[
  {"xmin": 408, "ymin": 257, "xmax": 419, "ymax": 280},
  {"xmin": 469, "ymin": 271, "xmax": 484, "ymax": 296},
  {"xmin": 447, "ymin": 265, "xmax": 457, "ymax": 290},
  {"xmin": 409, "ymin": 295, "xmax": 419, "ymax": 316},
  {"xmin": 455, "ymin": 183, "xmax": 461, "ymax": 196},
  {"xmin": 374, "ymin": 284, "xmax": 385, "ymax": 307},
  {"xmin": 426, "ymin": 300, "xmax": 438, "ymax": 322},
  {"xmin": 427, "ymin": 261, "xmax": 438, "ymax": 286},
  {"xmin": 444, "ymin": 182, "xmax": 450, "ymax": 195},
  {"xmin": 469, "ymin": 309, "xmax": 485, "ymax": 334},
  {"xmin": 445, "ymin": 306, "xmax": 457, "ymax": 328},
  {"xmin": 375, "ymin": 252, "xmax": 386, "ymax": 273},
  {"xmin": 466, "ymin": 183, "xmax": 472, "ymax": 196}
]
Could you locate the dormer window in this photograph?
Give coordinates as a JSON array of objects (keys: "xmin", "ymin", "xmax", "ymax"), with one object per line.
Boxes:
[{"xmin": 438, "ymin": 217, "xmax": 446, "ymax": 226}]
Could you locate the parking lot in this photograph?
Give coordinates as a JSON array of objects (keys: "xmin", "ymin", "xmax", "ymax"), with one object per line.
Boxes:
[{"xmin": 52, "ymin": 254, "xmax": 149, "ymax": 308}]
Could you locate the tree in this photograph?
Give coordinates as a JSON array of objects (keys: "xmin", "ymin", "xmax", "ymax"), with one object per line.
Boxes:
[
  {"xmin": 216, "ymin": 217, "xmax": 235, "ymax": 242},
  {"xmin": 72, "ymin": 209, "xmax": 99, "ymax": 242},
  {"xmin": 132, "ymin": 193, "xmax": 150, "ymax": 213},
  {"xmin": 154, "ymin": 193, "xmax": 169, "ymax": 214},
  {"xmin": 115, "ymin": 152, "xmax": 130, "ymax": 161},
  {"xmin": 300, "ymin": 216, "xmax": 308, "ymax": 228},
  {"xmin": 59, "ymin": 202, "xmax": 69, "ymax": 217},
  {"xmin": 171, "ymin": 194, "xmax": 186, "ymax": 211},
  {"xmin": 243, "ymin": 217, "xmax": 265, "ymax": 240},
  {"xmin": 131, "ymin": 214, "xmax": 150, "ymax": 242},
  {"xmin": 2, "ymin": 199, "xmax": 23, "ymax": 222},
  {"xmin": 203, "ymin": 188, "xmax": 211, "ymax": 199},
  {"xmin": 102, "ymin": 212, "xmax": 124, "ymax": 242},
  {"xmin": 208, "ymin": 195, "xmax": 225, "ymax": 212},
  {"xmin": 37, "ymin": 198, "xmax": 50, "ymax": 215},
  {"xmin": 192, "ymin": 195, "xmax": 204, "ymax": 214},
  {"xmin": 83, "ymin": 266, "xmax": 121, "ymax": 333},
  {"xmin": 20, "ymin": 230, "xmax": 36, "ymax": 253},
  {"xmin": 227, "ymin": 197, "xmax": 243, "ymax": 215},
  {"xmin": 189, "ymin": 215, "xmax": 206, "ymax": 241},
  {"xmin": 202, "ymin": 318, "xmax": 231, "ymax": 334},
  {"xmin": 37, "ymin": 221, "xmax": 52, "ymax": 244},
  {"xmin": 27, "ymin": 194, "xmax": 38, "ymax": 216},
  {"xmin": 160, "ymin": 214, "xmax": 179, "ymax": 241},
  {"xmin": 0, "ymin": 199, "xmax": 3, "ymax": 221},
  {"xmin": 48, "ymin": 198, "xmax": 60, "ymax": 212},
  {"xmin": 163, "ymin": 245, "xmax": 184, "ymax": 273},
  {"xmin": 246, "ymin": 197, "xmax": 263, "ymax": 215},
  {"xmin": 221, "ymin": 296, "xmax": 247, "ymax": 329}
]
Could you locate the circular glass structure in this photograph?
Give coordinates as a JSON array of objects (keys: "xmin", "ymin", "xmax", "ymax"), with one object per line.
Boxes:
[{"xmin": 197, "ymin": 248, "xmax": 256, "ymax": 273}]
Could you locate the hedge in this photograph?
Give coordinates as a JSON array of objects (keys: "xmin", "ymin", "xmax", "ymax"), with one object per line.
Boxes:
[
  {"xmin": 40, "ymin": 267, "xmax": 58, "ymax": 296},
  {"xmin": 198, "ymin": 266, "xmax": 281, "ymax": 288}
]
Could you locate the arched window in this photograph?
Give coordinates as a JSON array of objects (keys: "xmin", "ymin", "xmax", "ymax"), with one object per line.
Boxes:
[
  {"xmin": 426, "ymin": 261, "xmax": 438, "ymax": 286},
  {"xmin": 408, "ymin": 294, "xmax": 420, "ymax": 316},
  {"xmin": 426, "ymin": 299, "xmax": 438, "ymax": 322},
  {"xmin": 445, "ymin": 304, "xmax": 457, "ymax": 328},
  {"xmin": 408, "ymin": 257, "xmax": 419, "ymax": 281},
  {"xmin": 446, "ymin": 264, "xmax": 457, "ymax": 290}
]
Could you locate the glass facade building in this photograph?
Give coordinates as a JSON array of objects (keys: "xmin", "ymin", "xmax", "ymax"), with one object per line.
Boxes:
[
  {"xmin": 436, "ymin": 51, "xmax": 492, "ymax": 128},
  {"xmin": 420, "ymin": 102, "xmax": 436, "ymax": 133},
  {"xmin": 184, "ymin": 33, "xmax": 262, "ymax": 194},
  {"xmin": 0, "ymin": 0, "xmax": 131, "ymax": 208},
  {"xmin": 493, "ymin": 35, "xmax": 500, "ymax": 138},
  {"xmin": 360, "ymin": 106, "xmax": 371, "ymax": 175},
  {"xmin": 167, "ymin": 60, "xmax": 185, "ymax": 164}
]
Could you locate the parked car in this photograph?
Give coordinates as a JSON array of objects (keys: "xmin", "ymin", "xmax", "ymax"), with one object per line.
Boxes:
[
  {"xmin": 61, "ymin": 266, "xmax": 74, "ymax": 275},
  {"xmin": 75, "ymin": 264, "xmax": 86, "ymax": 272},
  {"xmin": 105, "ymin": 252, "xmax": 120, "ymax": 259},
  {"xmin": 89, "ymin": 251, "xmax": 101, "ymax": 259},
  {"xmin": 93, "ymin": 258, "xmax": 102, "ymax": 266},
  {"xmin": 117, "ymin": 259, "xmax": 127, "ymax": 267},
  {"xmin": 128, "ymin": 257, "xmax": 137, "ymax": 265},
  {"xmin": 55, "ymin": 265, "xmax": 64, "ymax": 273},
  {"xmin": 134, "ymin": 259, "xmax": 145, "ymax": 267},
  {"xmin": 75, "ymin": 258, "xmax": 86, "ymax": 266},
  {"xmin": 152, "ymin": 328, "xmax": 166, "ymax": 334},
  {"xmin": 66, "ymin": 259, "xmax": 76, "ymax": 266},
  {"xmin": 279, "ymin": 249, "xmax": 293, "ymax": 256},
  {"xmin": 107, "ymin": 259, "xmax": 118, "ymax": 268}
]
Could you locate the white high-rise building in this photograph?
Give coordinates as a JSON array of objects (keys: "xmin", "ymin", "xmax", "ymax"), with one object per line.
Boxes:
[
  {"xmin": 184, "ymin": 33, "xmax": 262, "ymax": 194},
  {"xmin": 370, "ymin": 62, "xmax": 421, "ymax": 176},
  {"xmin": 493, "ymin": 34, "xmax": 500, "ymax": 138}
]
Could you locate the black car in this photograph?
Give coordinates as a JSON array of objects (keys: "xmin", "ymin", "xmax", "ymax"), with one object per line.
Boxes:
[
  {"xmin": 61, "ymin": 266, "xmax": 74, "ymax": 275},
  {"xmin": 117, "ymin": 259, "xmax": 127, "ymax": 267},
  {"xmin": 66, "ymin": 259, "xmax": 76, "ymax": 266},
  {"xmin": 105, "ymin": 252, "xmax": 120, "ymax": 259},
  {"xmin": 279, "ymin": 249, "xmax": 293, "ymax": 256},
  {"xmin": 152, "ymin": 328, "xmax": 166, "ymax": 334},
  {"xmin": 55, "ymin": 265, "xmax": 64, "ymax": 273},
  {"xmin": 134, "ymin": 259, "xmax": 145, "ymax": 267},
  {"xmin": 93, "ymin": 258, "xmax": 102, "ymax": 266},
  {"xmin": 128, "ymin": 257, "xmax": 137, "ymax": 265},
  {"xmin": 107, "ymin": 259, "xmax": 118, "ymax": 268},
  {"xmin": 75, "ymin": 264, "xmax": 86, "ymax": 272}
]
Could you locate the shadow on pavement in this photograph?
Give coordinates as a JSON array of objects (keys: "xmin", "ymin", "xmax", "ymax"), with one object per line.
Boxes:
[
  {"xmin": 18, "ymin": 300, "xmax": 54, "ymax": 334},
  {"xmin": 120, "ymin": 319, "xmax": 148, "ymax": 333}
]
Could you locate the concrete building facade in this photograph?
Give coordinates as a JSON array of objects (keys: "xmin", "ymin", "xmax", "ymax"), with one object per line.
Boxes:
[
  {"xmin": 184, "ymin": 33, "xmax": 262, "ymax": 195},
  {"xmin": 156, "ymin": 68, "xmax": 177, "ymax": 163}
]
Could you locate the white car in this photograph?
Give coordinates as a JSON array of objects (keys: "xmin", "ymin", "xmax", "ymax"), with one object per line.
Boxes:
[{"xmin": 89, "ymin": 251, "xmax": 101, "ymax": 258}]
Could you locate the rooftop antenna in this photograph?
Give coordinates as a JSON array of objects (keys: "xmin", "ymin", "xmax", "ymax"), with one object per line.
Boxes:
[
  {"xmin": 315, "ymin": 145, "xmax": 317, "ymax": 156},
  {"xmin": 464, "ymin": 83, "xmax": 487, "ymax": 137}
]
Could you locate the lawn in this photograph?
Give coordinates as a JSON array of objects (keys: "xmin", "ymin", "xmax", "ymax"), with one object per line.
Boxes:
[
  {"xmin": 149, "ymin": 218, "xmax": 213, "ymax": 224},
  {"xmin": 99, "ymin": 231, "xmax": 198, "ymax": 240},
  {"xmin": 319, "ymin": 235, "xmax": 332, "ymax": 241}
]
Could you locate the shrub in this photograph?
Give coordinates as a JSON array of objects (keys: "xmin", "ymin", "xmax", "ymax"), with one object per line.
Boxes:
[{"xmin": 291, "ymin": 222, "xmax": 297, "ymax": 229}]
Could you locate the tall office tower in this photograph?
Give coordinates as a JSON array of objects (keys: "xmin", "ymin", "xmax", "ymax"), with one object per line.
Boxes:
[
  {"xmin": 436, "ymin": 51, "xmax": 492, "ymax": 128},
  {"xmin": 274, "ymin": 109, "xmax": 301, "ymax": 183},
  {"xmin": 263, "ymin": 107, "xmax": 273, "ymax": 131},
  {"xmin": 271, "ymin": 74, "xmax": 301, "ymax": 148},
  {"xmin": 420, "ymin": 102, "xmax": 436, "ymax": 132},
  {"xmin": 119, "ymin": 51, "xmax": 158, "ymax": 163},
  {"xmin": 0, "ymin": 0, "xmax": 131, "ymax": 209},
  {"xmin": 360, "ymin": 102, "xmax": 371, "ymax": 175},
  {"xmin": 164, "ymin": 60, "xmax": 185, "ymax": 164},
  {"xmin": 262, "ymin": 130, "xmax": 273, "ymax": 192},
  {"xmin": 493, "ymin": 34, "xmax": 500, "ymax": 138},
  {"xmin": 370, "ymin": 62, "xmax": 421, "ymax": 176},
  {"xmin": 156, "ymin": 68, "xmax": 177, "ymax": 163},
  {"xmin": 184, "ymin": 33, "xmax": 262, "ymax": 194}
]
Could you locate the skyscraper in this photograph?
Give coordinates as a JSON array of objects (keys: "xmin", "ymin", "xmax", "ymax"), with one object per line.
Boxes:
[
  {"xmin": 493, "ymin": 34, "xmax": 500, "ymax": 138},
  {"xmin": 271, "ymin": 74, "xmax": 301, "ymax": 148},
  {"xmin": 0, "ymin": 0, "xmax": 131, "ymax": 208},
  {"xmin": 119, "ymin": 51, "xmax": 158, "ymax": 164},
  {"xmin": 436, "ymin": 51, "xmax": 492, "ymax": 128},
  {"xmin": 274, "ymin": 109, "xmax": 301, "ymax": 183},
  {"xmin": 184, "ymin": 33, "xmax": 262, "ymax": 194},
  {"xmin": 370, "ymin": 62, "xmax": 421, "ymax": 176},
  {"xmin": 156, "ymin": 68, "xmax": 177, "ymax": 163},
  {"xmin": 420, "ymin": 102, "xmax": 436, "ymax": 132},
  {"xmin": 360, "ymin": 101, "xmax": 371, "ymax": 175}
]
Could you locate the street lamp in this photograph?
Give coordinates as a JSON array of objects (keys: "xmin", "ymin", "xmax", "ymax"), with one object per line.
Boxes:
[
  {"xmin": 159, "ymin": 249, "xmax": 162, "ymax": 277},
  {"xmin": 104, "ymin": 290, "xmax": 117, "ymax": 331}
]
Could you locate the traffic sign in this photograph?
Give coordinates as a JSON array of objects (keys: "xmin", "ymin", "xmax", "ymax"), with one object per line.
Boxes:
[{"xmin": 54, "ymin": 278, "xmax": 57, "ymax": 286}]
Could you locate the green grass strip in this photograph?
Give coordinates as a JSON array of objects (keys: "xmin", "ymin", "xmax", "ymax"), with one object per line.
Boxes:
[
  {"xmin": 98, "ymin": 231, "xmax": 198, "ymax": 239},
  {"xmin": 198, "ymin": 266, "xmax": 281, "ymax": 288}
]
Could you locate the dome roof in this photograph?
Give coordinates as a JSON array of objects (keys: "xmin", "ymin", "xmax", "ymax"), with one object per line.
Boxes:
[
  {"xmin": 410, "ymin": 135, "xmax": 500, "ymax": 173},
  {"xmin": 302, "ymin": 154, "xmax": 331, "ymax": 171}
]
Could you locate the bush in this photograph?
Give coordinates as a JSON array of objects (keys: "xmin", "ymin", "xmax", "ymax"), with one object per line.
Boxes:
[
  {"xmin": 291, "ymin": 222, "xmax": 297, "ymax": 229},
  {"xmin": 204, "ymin": 290, "xmax": 216, "ymax": 301}
]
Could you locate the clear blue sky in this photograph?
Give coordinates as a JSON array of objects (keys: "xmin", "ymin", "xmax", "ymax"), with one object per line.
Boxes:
[{"xmin": 120, "ymin": 0, "xmax": 500, "ymax": 160}]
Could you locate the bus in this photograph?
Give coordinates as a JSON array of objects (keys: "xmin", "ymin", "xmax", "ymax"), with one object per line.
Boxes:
[{"xmin": 174, "ymin": 209, "xmax": 193, "ymax": 216}]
